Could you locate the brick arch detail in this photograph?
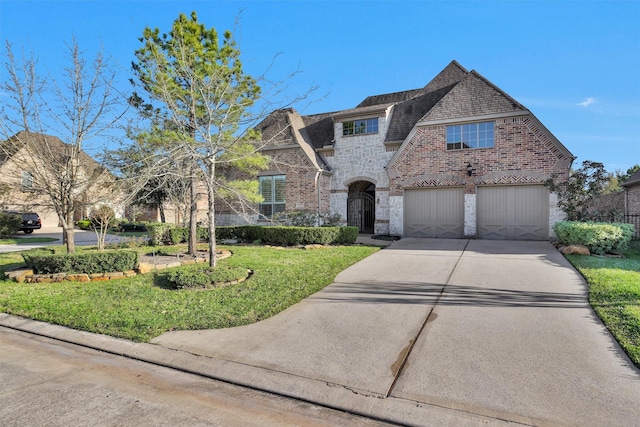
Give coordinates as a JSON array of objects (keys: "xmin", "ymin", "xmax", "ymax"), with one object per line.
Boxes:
[{"xmin": 343, "ymin": 175, "xmax": 378, "ymax": 187}]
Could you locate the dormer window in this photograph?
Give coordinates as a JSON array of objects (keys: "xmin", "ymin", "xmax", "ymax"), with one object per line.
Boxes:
[{"xmin": 342, "ymin": 118, "xmax": 378, "ymax": 136}]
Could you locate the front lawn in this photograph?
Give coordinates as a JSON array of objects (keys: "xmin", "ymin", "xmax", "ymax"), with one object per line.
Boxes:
[
  {"xmin": 566, "ymin": 240, "xmax": 640, "ymax": 367},
  {"xmin": 0, "ymin": 244, "xmax": 379, "ymax": 342}
]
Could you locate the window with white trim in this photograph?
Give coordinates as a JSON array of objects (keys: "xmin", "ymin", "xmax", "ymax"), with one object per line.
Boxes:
[
  {"xmin": 342, "ymin": 118, "xmax": 378, "ymax": 136},
  {"xmin": 259, "ymin": 175, "xmax": 286, "ymax": 218},
  {"xmin": 446, "ymin": 121, "xmax": 494, "ymax": 150}
]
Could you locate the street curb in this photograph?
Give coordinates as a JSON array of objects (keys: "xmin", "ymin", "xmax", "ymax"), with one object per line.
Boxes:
[{"xmin": 0, "ymin": 313, "xmax": 526, "ymax": 426}]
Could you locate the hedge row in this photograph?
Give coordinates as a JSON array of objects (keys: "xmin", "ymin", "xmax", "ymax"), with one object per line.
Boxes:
[
  {"xmin": 554, "ymin": 221, "xmax": 635, "ymax": 255},
  {"xmin": 22, "ymin": 250, "xmax": 139, "ymax": 274},
  {"xmin": 146, "ymin": 223, "xmax": 359, "ymax": 246}
]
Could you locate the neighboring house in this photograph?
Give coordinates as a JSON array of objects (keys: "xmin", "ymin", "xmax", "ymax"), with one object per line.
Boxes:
[
  {"xmin": 623, "ymin": 169, "xmax": 640, "ymax": 237},
  {"xmin": 0, "ymin": 131, "xmax": 123, "ymax": 227},
  {"xmin": 237, "ymin": 60, "xmax": 574, "ymax": 240}
]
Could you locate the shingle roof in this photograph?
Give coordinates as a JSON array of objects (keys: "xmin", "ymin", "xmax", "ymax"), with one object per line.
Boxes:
[
  {"xmin": 259, "ymin": 61, "xmax": 469, "ymax": 149},
  {"xmin": 357, "ymin": 89, "xmax": 423, "ymax": 108},
  {"xmin": 259, "ymin": 60, "xmax": 562, "ymax": 160},
  {"xmin": 385, "ymin": 84, "xmax": 457, "ymax": 142},
  {"xmin": 623, "ymin": 169, "xmax": 640, "ymax": 187}
]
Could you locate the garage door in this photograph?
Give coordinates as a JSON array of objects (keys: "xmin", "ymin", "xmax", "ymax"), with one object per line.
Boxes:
[
  {"xmin": 404, "ymin": 187, "xmax": 464, "ymax": 238},
  {"xmin": 477, "ymin": 185, "xmax": 549, "ymax": 240}
]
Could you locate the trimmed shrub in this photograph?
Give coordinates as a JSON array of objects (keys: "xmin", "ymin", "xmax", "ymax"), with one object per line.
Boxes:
[
  {"xmin": 76, "ymin": 219, "xmax": 92, "ymax": 230},
  {"xmin": 119, "ymin": 222, "xmax": 148, "ymax": 232},
  {"xmin": 0, "ymin": 212, "xmax": 22, "ymax": 237},
  {"xmin": 166, "ymin": 266, "xmax": 249, "ymax": 289},
  {"xmin": 336, "ymin": 226, "xmax": 359, "ymax": 244},
  {"xmin": 146, "ymin": 223, "xmax": 176, "ymax": 246},
  {"xmin": 22, "ymin": 250, "xmax": 139, "ymax": 274},
  {"xmin": 149, "ymin": 224, "xmax": 358, "ymax": 246},
  {"xmin": 231, "ymin": 225, "xmax": 358, "ymax": 246},
  {"xmin": 554, "ymin": 221, "xmax": 635, "ymax": 255},
  {"xmin": 164, "ymin": 227, "xmax": 210, "ymax": 245}
]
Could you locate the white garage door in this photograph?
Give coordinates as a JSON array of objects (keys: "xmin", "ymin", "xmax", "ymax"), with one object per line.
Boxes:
[
  {"xmin": 404, "ymin": 187, "xmax": 464, "ymax": 238},
  {"xmin": 477, "ymin": 185, "xmax": 549, "ymax": 240}
]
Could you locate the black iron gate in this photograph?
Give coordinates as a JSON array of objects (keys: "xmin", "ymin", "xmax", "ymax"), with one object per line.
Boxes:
[{"xmin": 347, "ymin": 192, "xmax": 375, "ymax": 233}]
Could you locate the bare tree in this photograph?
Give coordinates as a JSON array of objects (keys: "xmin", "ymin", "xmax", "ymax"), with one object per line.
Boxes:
[
  {"xmin": 89, "ymin": 204, "xmax": 116, "ymax": 251},
  {"xmin": 0, "ymin": 39, "xmax": 126, "ymax": 253}
]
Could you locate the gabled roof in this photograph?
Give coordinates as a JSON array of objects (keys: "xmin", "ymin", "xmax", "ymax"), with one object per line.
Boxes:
[
  {"xmin": 258, "ymin": 60, "xmax": 572, "ymax": 167},
  {"xmin": 418, "ymin": 70, "xmax": 527, "ymax": 123},
  {"xmin": 623, "ymin": 169, "xmax": 640, "ymax": 187},
  {"xmin": 256, "ymin": 109, "xmax": 330, "ymax": 170},
  {"xmin": 0, "ymin": 131, "xmax": 104, "ymax": 176},
  {"xmin": 259, "ymin": 60, "xmax": 468, "ymax": 152}
]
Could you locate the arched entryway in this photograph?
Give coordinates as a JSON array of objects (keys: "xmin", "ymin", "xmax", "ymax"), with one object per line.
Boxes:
[{"xmin": 347, "ymin": 181, "xmax": 375, "ymax": 233}]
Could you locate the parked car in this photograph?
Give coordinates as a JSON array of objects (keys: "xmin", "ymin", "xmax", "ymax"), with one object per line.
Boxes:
[{"xmin": 4, "ymin": 211, "xmax": 42, "ymax": 234}]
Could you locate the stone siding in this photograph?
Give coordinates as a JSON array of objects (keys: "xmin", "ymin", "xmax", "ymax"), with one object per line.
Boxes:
[
  {"xmin": 326, "ymin": 107, "xmax": 394, "ymax": 233},
  {"xmin": 464, "ymin": 194, "xmax": 476, "ymax": 237}
]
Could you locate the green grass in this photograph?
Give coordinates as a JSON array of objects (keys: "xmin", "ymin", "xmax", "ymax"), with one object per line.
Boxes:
[
  {"xmin": 0, "ymin": 244, "xmax": 379, "ymax": 342},
  {"xmin": 0, "ymin": 237, "xmax": 59, "ymax": 244},
  {"xmin": 566, "ymin": 240, "xmax": 640, "ymax": 367}
]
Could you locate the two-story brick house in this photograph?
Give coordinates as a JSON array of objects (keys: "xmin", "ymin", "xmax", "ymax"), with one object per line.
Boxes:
[{"xmin": 224, "ymin": 60, "xmax": 574, "ymax": 240}]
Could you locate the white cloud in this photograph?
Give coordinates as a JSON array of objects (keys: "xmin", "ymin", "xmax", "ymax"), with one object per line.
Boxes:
[{"xmin": 577, "ymin": 97, "xmax": 596, "ymax": 107}]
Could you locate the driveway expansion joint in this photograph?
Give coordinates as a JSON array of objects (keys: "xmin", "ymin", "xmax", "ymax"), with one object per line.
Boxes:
[{"xmin": 385, "ymin": 239, "xmax": 470, "ymax": 398}]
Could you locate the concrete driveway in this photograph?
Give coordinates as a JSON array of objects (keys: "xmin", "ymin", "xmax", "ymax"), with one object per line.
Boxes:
[{"xmin": 152, "ymin": 238, "xmax": 640, "ymax": 426}]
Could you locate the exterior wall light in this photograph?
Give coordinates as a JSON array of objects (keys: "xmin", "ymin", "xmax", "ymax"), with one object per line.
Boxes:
[{"xmin": 466, "ymin": 162, "xmax": 475, "ymax": 176}]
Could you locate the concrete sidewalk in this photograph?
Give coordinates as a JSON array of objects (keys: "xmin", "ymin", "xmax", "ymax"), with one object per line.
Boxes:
[{"xmin": 2, "ymin": 238, "xmax": 640, "ymax": 425}]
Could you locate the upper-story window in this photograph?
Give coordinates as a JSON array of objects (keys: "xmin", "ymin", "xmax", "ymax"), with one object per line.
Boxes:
[
  {"xmin": 446, "ymin": 121, "xmax": 494, "ymax": 150},
  {"xmin": 21, "ymin": 171, "xmax": 33, "ymax": 190},
  {"xmin": 342, "ymin": 118, "xmax": 378, "ymax": 136}
]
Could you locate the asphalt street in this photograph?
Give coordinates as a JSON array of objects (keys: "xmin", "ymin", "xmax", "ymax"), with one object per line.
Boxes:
[{"xmin": 0, "ymin": 327, "xmax": 391, "ymax": 427}]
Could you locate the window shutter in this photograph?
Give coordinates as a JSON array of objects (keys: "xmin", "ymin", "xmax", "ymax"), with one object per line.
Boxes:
[
  {"xmin": 274, "ymin": 176, "xmax": 286, "ymax": 203},
  {"xmin": 260, "ymin": 177, "xmax": 273, "ymax": 203}
]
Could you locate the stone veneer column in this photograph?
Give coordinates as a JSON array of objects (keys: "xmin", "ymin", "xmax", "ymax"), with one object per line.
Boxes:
[
  {"xmin": 388, "ymin": 195, "xmax": 403, "ymax": 235},
  {"xmin": 548, "ymin": 192, "xmax": 564, "ymax": 238},
  {"xmin": 464, "ymin": 193, "xmax": 476, "ymax": 237},
  {"xmin": 330, "ymin": 192, "xmax": 348, "ymax": 225}
]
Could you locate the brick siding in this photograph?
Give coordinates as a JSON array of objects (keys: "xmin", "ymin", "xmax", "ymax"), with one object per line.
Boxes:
[
  {"xmin": 388, "ymin": 114, "xmax": 570, "ymax": 196},
  {"xmin": 627, "ymin": 185, "xmax": 640, "ymax": 215}
]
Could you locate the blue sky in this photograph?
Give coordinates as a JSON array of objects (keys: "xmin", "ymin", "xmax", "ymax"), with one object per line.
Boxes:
[{"xmin": 1, "ymin": 0, "xmax": 639, "ymax": 173}]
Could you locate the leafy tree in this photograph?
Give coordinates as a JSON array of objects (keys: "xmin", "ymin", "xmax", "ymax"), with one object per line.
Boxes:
[
  {"xmin": 621, "ymin": 164, "xmax": 640, "ymax": 184},
  {"xmin": 546, "ymin": 160, "xmax": 609, "ymax": 221},
  {"xmin": 0, "ymin": 39, "xmax": 125, "ymax": 253},
  {"xmin": 130, "ymin": 12, "xmax": 273, "ymax": 266},
  {"xmin": 602, "ymin": 164, "xmax": 640, "ymax": 193}
]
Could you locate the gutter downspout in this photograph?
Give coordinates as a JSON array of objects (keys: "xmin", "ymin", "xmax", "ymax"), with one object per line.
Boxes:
[{"xmin": 315, "ymin": 168, "xmax": 323, "ymax": 225}]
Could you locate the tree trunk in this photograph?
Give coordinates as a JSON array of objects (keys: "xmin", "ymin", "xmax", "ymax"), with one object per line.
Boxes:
[
  {"xmin": 64, "ymin": 211, "xmax": 75, "ymax": 253},
  {"xmin": 188, "ymin": 172, "xmax": 198, "ymax": 255},
  {"xmin": 159, "ymin": 203, "xmax": 166, "ymax": 223},
  {"xmin": 207, "ymin": 182, "xmax": 217, "ymax": 268}
]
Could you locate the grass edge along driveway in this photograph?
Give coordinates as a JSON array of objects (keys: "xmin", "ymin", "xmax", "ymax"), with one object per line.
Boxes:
[
  {"xmin": 0, "ymin": 244, "xmax": 379, "ymax": 342},
  {"xmin": 566, "ymin": 240, "xmax": 640, "ymax": 368}
]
